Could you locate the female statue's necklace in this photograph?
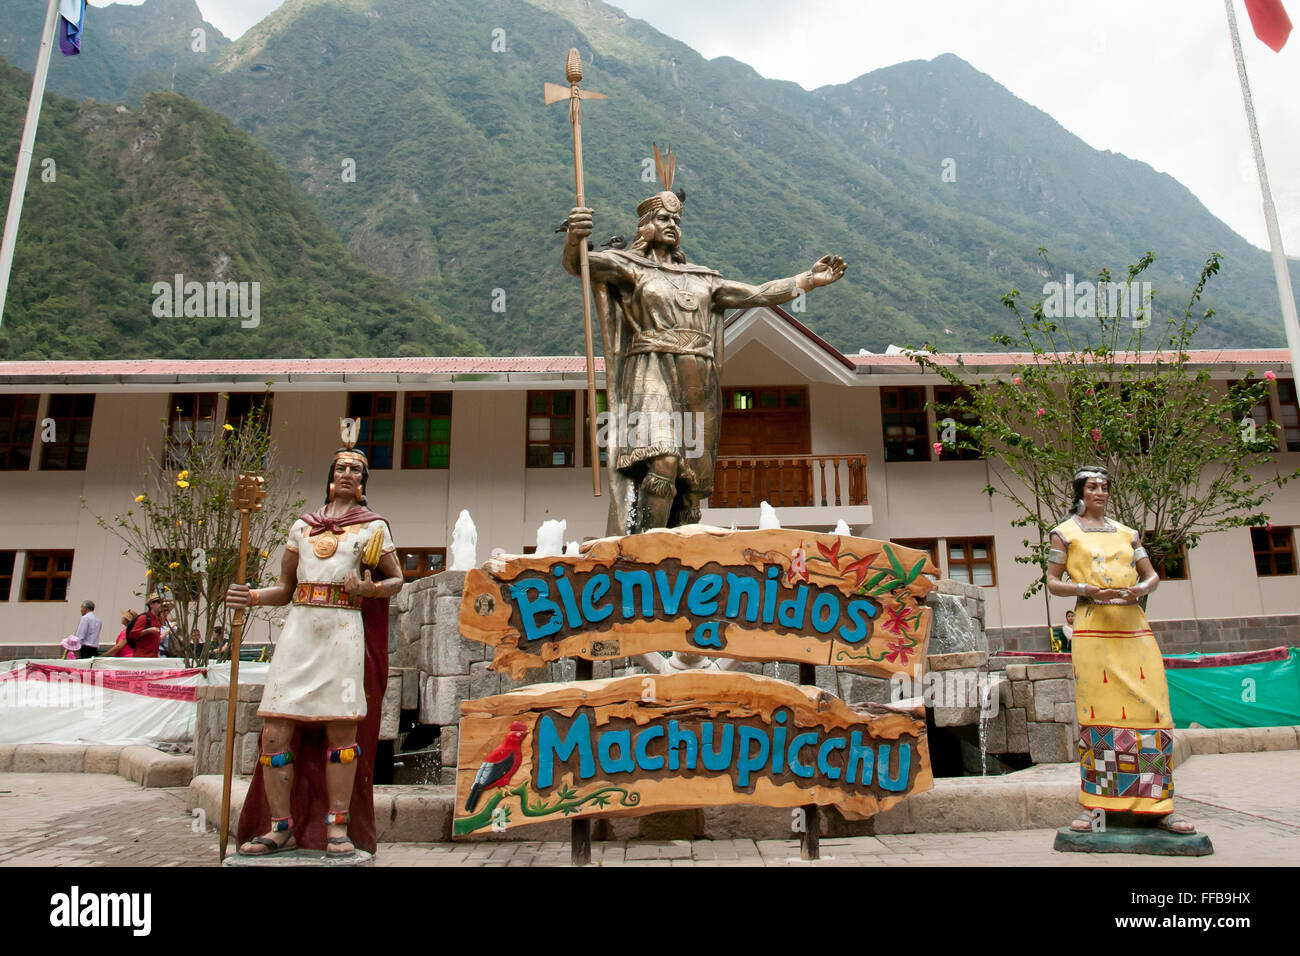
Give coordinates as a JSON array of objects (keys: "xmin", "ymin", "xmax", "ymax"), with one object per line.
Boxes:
[{"xmin": 1074, "ymin": 514, "xmax": 1116, "ymax": 533}]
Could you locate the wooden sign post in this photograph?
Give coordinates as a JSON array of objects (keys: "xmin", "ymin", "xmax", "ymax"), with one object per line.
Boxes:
[
  {"xmin": 455, "ymin": 527, "xmax": 937, "ymax": 862},
  {"xmin": 454, "ymin": 672, "xmax": 930, "ymax": 838},
  {"xmin": 461, "ymin": 527, "xmax": 937, "ymax": 678}
]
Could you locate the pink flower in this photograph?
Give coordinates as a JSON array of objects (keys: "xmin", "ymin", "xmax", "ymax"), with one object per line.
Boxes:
[
  {"xmin": 1266, "ymin": 521, "xmax": 1274, "ymax": 532},
  {"xmin": 932, "ymin": 442, "xmax": 943, "ymax": 455},
  {"xmin": 1265, "ymin": 371, "xmax": 1277, "ymax": 382},
  {"xmin": 1090, "ymin": 428, "xmax": 1102, "ymax": 441},
  {"xmin": 1086, "ymin": 388, "xmax": 1095, "ymax": 396},
  {"xmin": 1013, "ymin": 375, "xmax": 1022, "ymax": 385},
  {"xmin": 1035, "ymin": 407, "xmax": 1045, "ymax": 417}
]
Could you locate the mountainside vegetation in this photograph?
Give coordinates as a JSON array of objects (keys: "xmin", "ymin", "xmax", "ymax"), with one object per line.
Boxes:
[
  {"xmin": 1, "ymin": 0, "xmax": 1295, "ymax": 358},
  {"xmin": 0, "ymin": 57, "xmax": 482, "ymax": 359}
]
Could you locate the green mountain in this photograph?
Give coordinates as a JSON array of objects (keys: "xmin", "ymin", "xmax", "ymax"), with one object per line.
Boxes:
[
  {"xmin": 0, "ymin": 0, "xmax": 229, "ymax": 105},
  {"xmin": 2, "ymin": 0, "xmax": 1296, "ymax": 357},
  {"xmin": 0, "ymin": 56, "xmax": 482, "ymax": 359}
]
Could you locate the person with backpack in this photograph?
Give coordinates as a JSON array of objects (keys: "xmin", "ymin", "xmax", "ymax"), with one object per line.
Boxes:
[{"xmin": 103, "ymin": 595, "xmax": 166, "ymax": 658}]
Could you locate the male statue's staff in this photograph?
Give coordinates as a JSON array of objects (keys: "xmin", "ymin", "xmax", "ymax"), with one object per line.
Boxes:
[
  {"xmin": 219, "ymin": 472, "xmax": 265, "ymax": 861},
  {"xmin": 545, "ymin": 48, "xmax": 607, "ymax": 496}
]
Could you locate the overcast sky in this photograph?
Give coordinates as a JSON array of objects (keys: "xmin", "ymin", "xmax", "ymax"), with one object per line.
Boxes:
[{"xmin": 93, "ymin": 0, "xmax": 1299, "ymax": 252}]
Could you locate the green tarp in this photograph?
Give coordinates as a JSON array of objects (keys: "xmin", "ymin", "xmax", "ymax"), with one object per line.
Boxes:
[{"xmin": 1165, "ymin": 648, "xmax": 1300, "ymax": 729}]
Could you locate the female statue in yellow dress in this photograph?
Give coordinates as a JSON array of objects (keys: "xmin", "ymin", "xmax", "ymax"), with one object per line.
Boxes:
[{"xmin": 1046, "ymin": 466, "xmax": 1195, "ymax": 834}]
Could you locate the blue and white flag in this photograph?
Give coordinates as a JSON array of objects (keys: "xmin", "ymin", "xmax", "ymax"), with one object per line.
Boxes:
[{"xmin": 58, "ymin": 0, "xmax": 85, "ymax": 56}]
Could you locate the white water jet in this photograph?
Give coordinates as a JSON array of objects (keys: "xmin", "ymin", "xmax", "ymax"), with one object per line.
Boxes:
[
  {"xmin": 758, "ymin": 501, "xmax": 780, "ymax": 529},
  {"xmin": 563, "ymin": 540, "xmax": 580, "ymax": 556},
  {"xmin": 833, "ymin": 519, "xmax": 851, "ymax": 536},
  {"xmin": 536, "ymin": 519, "xmax": 566, "ymax": 557},
  {"xmin": 449, "ymin": 509, "xmax": 478, "ymax": 570}
]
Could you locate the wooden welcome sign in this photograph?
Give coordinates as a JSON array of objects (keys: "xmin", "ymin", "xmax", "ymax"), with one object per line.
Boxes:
[
  {"xmin": 453, "ymin": 671, "xmax": 931, "ymax": 837},
  {"xmin": 459, "ymin": 527, "xmax": 937, "ymax": 679}
]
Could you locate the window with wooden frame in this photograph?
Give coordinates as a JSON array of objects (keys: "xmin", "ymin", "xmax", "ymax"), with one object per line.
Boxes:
[
  {"xmin": 39, "ymin": 394, "xmax": 95, "ymax": 471},
  {"xmin": 1277, "ymin": 378, "xmax": 1300, "ymax": 452},
  {"xmin": 346, "ymin": 392, "xmax": 396, "ymax": 469},
  {"xmin": 582, "ymin": 390, "xmax": 609, "ymax": 467},
  {"xmin": 880, "ymin": 386, "xmax": 931, "ymax": 462},
  {"xmin": 225, "ymin": 393, "xmax": 274, "ymax": 435},
  {"xmin": 1251, "ymin": 526, "xmax": 1295, "ymax": 576},
  {"xmin": 892, "ymin": 538, "xmax": 940, "ymax": 578},
  {"xmin": 1143, "ymin": 532, "xmax": 1188, "ymax": 581},
  {"xmin": 932, "ymin": 386, "xmax": 981, "ymax": 461},
  {"xmin": 946, "ymin": 537, "xmax": 996, "ymax": 586},
  {"xmin": 402, "ymin": 392, "xmax": 452, "ymax": 469},
  {"xmin": 526, "ymin": 391, "xmax": 576, "ymax": 468},
  {"xmin": 398, "ymin": 547, "xmax": 446, "ymax": 582},
  {"xmin": 0, "ymin": 394, "xmax": 38, "ymax": 470},
  {"xmin": 167, "ymin": 393, "xmax": 217, "ymax": 466},
  {"xmin": 22, "ymin": 550, "xmax": 73, "ymax": 602},
  {"xmin": 0, "ymin": 551, "xmax": 14, "ymax": 601}
]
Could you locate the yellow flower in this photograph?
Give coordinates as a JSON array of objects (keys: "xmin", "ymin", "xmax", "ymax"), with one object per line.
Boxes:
[
  {"xmin": 197, "ymin": 520, "xmax": 203, "ymax": 525},
  {"xmin": 176, "ymin": 470, "xmax": 189, "ymax": 480},
  {"xmin": 167, "ymin": 562, "xmax": 180, "ymax": 570},
  {"xmin": 176, "ymin": 480, "xmax": 190, "ymax": 488},
  {"xmin": 134, "ymin": 494, "xmax": 145, "ymax": 503},
  {"xmin": 145, "ymin": 569, "xmax": 153, "ymax": 577},
  {"xmin": 177, "ymin": 520, "xmax": 183, "ymax": 526},
  {"xmin": 260, "ymin": 550, "xmax": 269, "ymax": 559},
  {"xmin": 223, "ymin": 424, "xmax": 234, "ymax": 431}
]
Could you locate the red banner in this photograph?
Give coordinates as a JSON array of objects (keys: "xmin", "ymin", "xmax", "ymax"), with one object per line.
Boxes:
[{"xmin": 0, "ymin": 663, "xmax": 203, "ymax": 701}]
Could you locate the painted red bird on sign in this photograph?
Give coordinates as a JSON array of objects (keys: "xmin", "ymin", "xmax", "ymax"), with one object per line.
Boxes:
[{"xmin": 464, "ymin": 721, "xmax": 528, "ymax": 812}]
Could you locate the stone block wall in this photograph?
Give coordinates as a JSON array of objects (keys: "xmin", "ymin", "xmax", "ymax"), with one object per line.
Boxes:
[
  {"xmin": 990, "ymin": 613, "xmax": 1300, "ymax": 654},
  {"xmin": 980, "ymin": 659, "xmax": 1077, "ymax": 763},
  {"xmin": 194, "ymin": 684, "xmax": 265, "ymax": 776}
]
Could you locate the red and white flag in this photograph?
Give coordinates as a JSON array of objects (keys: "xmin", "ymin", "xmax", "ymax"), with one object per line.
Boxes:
[{"xmin": 1244, "ymin": 0, "xmax": 1292, "ymax": 51}]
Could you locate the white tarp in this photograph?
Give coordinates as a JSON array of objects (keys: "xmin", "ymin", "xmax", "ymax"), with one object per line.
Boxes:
[{"xmin": 0, "ymin": 659, "xmax": 267, "ymax": 747}]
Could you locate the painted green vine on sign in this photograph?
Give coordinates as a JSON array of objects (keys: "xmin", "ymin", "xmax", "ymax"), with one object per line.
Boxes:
[{"xmin": 455, "ymin": 781, "xmax": 643, "ymax": 835}]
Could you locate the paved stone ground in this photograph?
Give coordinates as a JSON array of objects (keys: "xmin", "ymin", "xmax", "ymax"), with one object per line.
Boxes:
[{"xmin": 1, "ymin": 751, "xmax": 1295, "ymax": 867}]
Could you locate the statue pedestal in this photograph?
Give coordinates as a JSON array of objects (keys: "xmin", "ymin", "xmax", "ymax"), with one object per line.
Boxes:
[
  {"xmin": 222, "ymin": 848, "xmax": 374, "ymax": 867},
  {"xmin": 1053, "ymin": 818, "xmax": 1214, "ymax": 857}
]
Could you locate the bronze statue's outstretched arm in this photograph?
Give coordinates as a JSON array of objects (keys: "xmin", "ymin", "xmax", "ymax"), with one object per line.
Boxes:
[{"xmin": 713, "ymin": 255, "xmax": 847, "ymax": 309}]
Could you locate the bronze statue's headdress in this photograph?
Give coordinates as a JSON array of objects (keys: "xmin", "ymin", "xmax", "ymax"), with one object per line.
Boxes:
[{"xmin": 636, "ymin": 143, "xmax": 683, "ymax": 223}]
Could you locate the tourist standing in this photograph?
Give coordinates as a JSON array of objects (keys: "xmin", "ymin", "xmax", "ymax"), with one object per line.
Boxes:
[{"xmin": 73, "ymin": 600, "xmax": 102, "ymax": 659}]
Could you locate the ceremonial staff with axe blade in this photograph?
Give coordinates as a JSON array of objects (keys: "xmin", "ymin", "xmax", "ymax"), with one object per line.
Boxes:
[{"xmin": 546, "ymin": 48, "xmax": 607, "ymax": 498}]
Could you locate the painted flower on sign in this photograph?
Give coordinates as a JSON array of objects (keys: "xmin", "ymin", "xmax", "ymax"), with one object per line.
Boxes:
[
  {"xmin": 841, "ymin": 553, "xmax": 879, "ymax": 589},
  {"xmin": 816, "ymin": 538, "xmax": 842, "ymax": 572},
  {"xmin": 884, "ymin": 638, "xmax": 915, "ymax": 664}
]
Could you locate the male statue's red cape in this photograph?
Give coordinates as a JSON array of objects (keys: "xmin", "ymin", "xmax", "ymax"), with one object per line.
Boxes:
[{"xmin": 236, "ymin": 507, "xmax": 392, "ymax": 853}]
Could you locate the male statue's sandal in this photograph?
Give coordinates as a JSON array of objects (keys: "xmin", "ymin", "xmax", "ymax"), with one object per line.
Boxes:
[
  {"xmin": 1157, "ymin": 814, "xmax": 1196, "ymax": 834},
  {"xmin": 239, "ymin": 816, "xmax": 296, "ymax": 856},
  {"xmin": 325, "ymin": 810, "xmax": 355, "ymax": 856},
  {"xmin": 1068, "ymin": 813, "xmax": 1095, "ymax": 832}
]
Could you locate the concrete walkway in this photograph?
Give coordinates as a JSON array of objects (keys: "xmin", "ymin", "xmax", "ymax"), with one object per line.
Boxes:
[{"xmin": 1, "ymin": 751, "xmax": 1295, "ymax": 867}]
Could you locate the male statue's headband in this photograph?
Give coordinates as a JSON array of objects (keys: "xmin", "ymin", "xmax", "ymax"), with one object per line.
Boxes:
[{"xmin": 636, "ymin": 143, "xmax": 684, "ymax": 221}]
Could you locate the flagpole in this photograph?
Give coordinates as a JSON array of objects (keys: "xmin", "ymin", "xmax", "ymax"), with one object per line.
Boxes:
[
  {"xmin": 1224, "ymin": 0, "xmax": 1300, "ymax": 380},
  {"xmin": 0, "ymin": 0, "xmax": 60, "ymax": 330}
]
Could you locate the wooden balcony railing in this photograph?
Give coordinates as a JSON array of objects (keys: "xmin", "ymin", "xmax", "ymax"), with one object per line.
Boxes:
[{"xmin": 710, "ymin": 454, "xmax": 868, "ymax": 509}]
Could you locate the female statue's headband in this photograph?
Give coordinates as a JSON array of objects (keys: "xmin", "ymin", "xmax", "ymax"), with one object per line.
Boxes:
[{"xmin": 1074, "ymin": 467, "xmax": 1107, "ymax": 482}]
